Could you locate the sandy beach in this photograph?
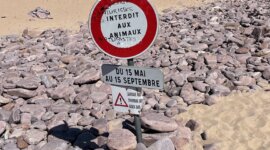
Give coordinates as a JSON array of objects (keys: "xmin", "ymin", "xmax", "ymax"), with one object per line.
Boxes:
[
  {"xmin": 1, "ymin": 0, "xmax": 270, "ymax": 150},
  {"xmin": 176, "ymin": 90, "xmax": 270, "ymax": 150}
]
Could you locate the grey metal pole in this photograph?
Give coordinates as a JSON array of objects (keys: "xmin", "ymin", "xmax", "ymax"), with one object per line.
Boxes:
[{"xmin": 127, "ymin": 59, "xmax": 143, "ymax": 143}]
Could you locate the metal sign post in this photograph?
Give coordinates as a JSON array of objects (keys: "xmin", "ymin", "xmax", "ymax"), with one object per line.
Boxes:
[
  {"xmin": 128, "ymin": 58, "xmax": 142, "ymax": 143},
  {"xmin": 89, "ymin": 0, "xmax": 160, "ymax": 144}
]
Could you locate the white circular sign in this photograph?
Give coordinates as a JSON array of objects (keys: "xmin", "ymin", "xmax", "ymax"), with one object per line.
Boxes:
[{"xmin": 101, "ymin": 2, "xmax": 147, "ymax": 48}]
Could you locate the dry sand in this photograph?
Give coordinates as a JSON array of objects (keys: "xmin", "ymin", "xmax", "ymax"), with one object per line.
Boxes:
[
  {"xmin": 176, "ymin": 90, "xmax": 270, "ymax": 150},
  {"xmin": 1, "ymin": 0, "xmax": 270, "ymax": 150},
  {"xmin": 0, "ymin": 0, "xmax": 214, "ymax": 36}
]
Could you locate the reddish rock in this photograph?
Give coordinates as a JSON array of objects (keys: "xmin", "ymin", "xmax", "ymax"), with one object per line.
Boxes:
[
  {"xmin": 141, "ymin": 113, "xmax": 178, "ymax": 132},
  {"xmin": 107, "ymin": 129, "xmax": 136, "ymax": 150}
]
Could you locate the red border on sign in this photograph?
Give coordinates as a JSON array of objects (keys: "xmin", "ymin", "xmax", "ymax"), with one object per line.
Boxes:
[
  {"xmin": 89, "ymin": 0, "xmax": 158, "ymax": 59},
  {"xmin": 114, "ymin": 93, "xmax": 128, "ymax": 107}
]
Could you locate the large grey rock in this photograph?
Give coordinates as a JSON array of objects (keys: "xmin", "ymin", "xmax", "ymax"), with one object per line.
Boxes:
[
  {"xmin": 16, "ymin": 78, "xmax": 39, "ymax": 90},
  {"xmin": 0, "ymin": 121, "xmax": 7, "ymax": 135},
  {"xmin": 142, "ymin": 130, "xmax": 178, "ymax": 147},
  {"xmin": 5, "ymin": 88, "xmax": 37, "ymax": 98},
  {"xmin": 74, "ymin": 68, "xmax": 100, "ymax": 85},
  {"xmin": 180, "ymin": 83, "xmax": 205, "ymax": 104},
  {"xmin": 0, "ymin": 95, "xmax": 12, "ymax": 104},
  {"xmin": 40, "ymin": 74, "xmax": 57, "ymax": 88},
  {"xmin": 90, "ymin": 92, "xmax": 108, "ymax": 104},
  {"xmin": 210, "ymin": 85, "xmax": 231, "ymax": 96},
  {"xmin": 136, "ymin": 143, "xmax": 147, "ymax": 150},
  {"xmin": 262, "ymin": 68, "xmax": 270, "ymax": 80},
  {"xmin": 171, "ymin": 73, "xmax": 186, "ymax": 86},
  {"xmin": 107, "ymin": 129, "xmax": 136, "ymax": 150},
  {"xmin": 92, "ymin": 118, "xmax": 108, "ymax": 135},
  {"xmin": 17, "ymin": 136, "xmax": 28, "ymax": 149},
  {"xmin": 233, "ymin": 76, "xmax": 256, "ymax": 86},
  {"xmin": 10, "ymin": 109, "xmax": 20, "ymax": 123},
  {"xmin": 141, "ymin": 113, "xmax": 178, "ymax": 132},
  {"xmin": 0, "ymin": 109, "xmax": 11, "ymax": 122},
  {"xmin": 49, "ymin": 102, "xmax": 80, "ymax": 113},
  {"xmin": 47, "ymin": 84, "xmax": 75, "ymax": 102},
  {"xmin": 148, "ymin": 137, "xmax": 175, "ymax": 150},
  {"xmin": 40, "ymin": 140, "xmax": 69, "ymax": 150},
  {"xmin": 20, "ymin": 104, "xmax": 46, "ymax": 120},
  {"xmin": 192, "ymin": 81, "xmax": 209, "ymax": 93},
  {"xmin": 23, "ymin": 129, "xmax": 47, "ymax": 145},
  {"xmin": 204, "ymin": 54, "xmax": 217, "ymax": 65},
  {"xmin": 78, "ymin": 116, "xmax": 95, "ymax": 126},
  {"xmin": 3, "ymin": 143, "xmax": 20, "ymax": 150},
  {"xmin": 47, "ymin": 112, "xmax": 68, "ymax": 131}
]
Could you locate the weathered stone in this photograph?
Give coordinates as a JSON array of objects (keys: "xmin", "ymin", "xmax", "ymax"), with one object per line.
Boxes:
[
  {"xmin": 0, "ymin": 121, "xmax": 7, "ymax": 135},
  {"xmin": 17, "ymin": 136, "xmax": 28, "ymax": 149},
  {"xmin": 204, "ymin": 54, "xmax": 217, "ymax": 65},
  {"xmin": 171, "ymin": 127, "xmax": 193, "ymax": 150},
  {"xmin": 171, "ymin": 73, "xmax": 186, "ymax": 86},
  {"xmin": 136, "ymin": 143, "xmax": 147, "ymax": 150},
  {"xmin": 203, "ymin": 143, "xmax": 219, "ymax": 150},
  {"xmin": 92, "ymin": 118, "xmax": 108, "ymax": 135},
  {"xmin": 165, "ymin": 107, "xmax": 180, "ymax": 117},
  {"xmin": 47, "ymin": 112, "xmax": 68, "ymax": 131},
  {"xmin": 235, "ymin": 53, "xmax": 251, "ymax": 64},
  {"xmin": 210, "ymin": 85, "xmax": 231, "ymax": 96},
  {"xmin": 49, "ymin": 102, "xmax": 80, "ymax": 113},
  {"xmin": 233, "ymin": 76, "xmax": 256, "ymax": 86},
  {"xmin": 90, "ymin": 92, "xmax": 108, "ymax": 104},
  {"xmin": 205, "ymin": 95, "xmax": 221, "ymax": 106},
  {"xmin": 5, "ymin": 88, "xmax": 37, "ymax": 98},
  {"xmin": 40, "ymin": 74, "xmax": 57, "ymax": 88},
  {"xmin": 10, "ymin": 109, "xmax": 20, "ymax": 124},
  {"xmin": 40, "ymin": 140, "xmax": 69, "ymax": 150},
  {"xmin": 20, "ymin": 104, "xmax": 46, "ymax": 120},
  {"xmin": 67, "ymin": 113, "xmax": 82, "ymax": 126},
  {"xmin": 185, "ymin": 119, "xmax": 200, "ymax": 131},
  {"xmin": 47, "ymin": 84, "xmax": 75, "ymax": 102},
  {"xmin": 193, "ymin": 81, "xmax": 209, "ymax": 93},
  {"xmin": 31, "ymin": 120, "xmax": 47, "ymax": 130},
  {"xmin": 166, "ymin": 99, "xmax": 177, "ymax": 108},
  {"xmin": 78, "ymin": 116, "xmax": 95, "ymax": 126},
  {"xmin": 41, "ymin": 111, "xmax": 54, "ymax": 121},
  {"xmin": 0, "ymin": 95, "xmax": 12, "ymax": 104},
  {"xmin": 16, "ymin": 78, "xmax": 39, "ymax": 90},
  {"xmin": 107, "ymin": 129, "xmax": 136, "ymax": 150},
  {"xmin": 74, "ymin": 68, "xmax": 100, "ymax": 85},
  {"xmin": 158, "ymin": 95, "xmax": 172, "ymax": 105},
  {"xmin": 3, "ymin": 143, "xmax": 20, "ymax": 150},
  {"xmin": 146, "ymin": 98, "xmax": 158, "ymax": 107},
  {"xmin": 181, "ymin": 83, "xmax": 205, "ymax": 104},
  {"xmin": 235, "ymin": 47, "xmax": 250, "ymax": 54},
  {"xmin": 148, "ymin": 137, "xmax": 175, "ymax": 150},
  {"xmin": 105, "ymin": 109, "xmax": 116, "ymax": 121},
  {"xmin": 169, "ymin": 37, "xmax": 180, "ymax": 50},
  {"xmin": 81, "ymin": 98, "xmax": 93, "ymax": 110},
  {"xmin": 0, "ymin": 109, "xmax": 11, "ymax": 122},
  {"xmin": 191, "ymin": 43, "xmax": 208, "ymax": 52},
  {"xmin": 20, "ymin": 113, "xmax": 32, "ymax": 125},
  {"xmin": 108, "ymin": 118, "xmax": 124, "ymax": 132},
  {"xmin": 141, "ymin": 113, "xmax": 178, "ymax": 132},
  {"xmin": 262, "ymin": 67, "xmax": 270, "ymax": 80},
  {"xmin": 23, "ymin": 129, "xmax": 47, "ymax": 145}
]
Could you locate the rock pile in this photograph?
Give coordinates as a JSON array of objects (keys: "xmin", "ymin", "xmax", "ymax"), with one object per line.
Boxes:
[{"xmin": 0, "ymin": 0, "xmax": 270, "ymax": 149}]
